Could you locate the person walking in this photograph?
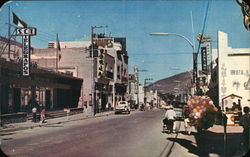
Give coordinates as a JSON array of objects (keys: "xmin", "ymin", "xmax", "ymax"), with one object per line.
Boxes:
[
  {"xmin": 164, "ymin": 105, "xmax": 177, "ymax": 133},
  {"xmin": 40, "ymin": 107, "xmax": 46, "ymax": 124},
  {"xmin": 183, "ymin": 107, "xmax": 191, "ymax": 135},
  {"xmin": 184, "ymin": 117, "xmax": 191, "ymax": 135},
  {"xmin": 240, "ymin": 106, "xmax": 250, "ymax": 153},
  {"xmin": 32, "ymin": 106, "xmax": 37, "ymax": 123}
]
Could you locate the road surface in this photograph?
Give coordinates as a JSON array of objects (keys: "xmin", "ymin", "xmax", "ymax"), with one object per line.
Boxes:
[{"xmin": 1, "ymin": 109, "xmax": 181, "ymax": 157}]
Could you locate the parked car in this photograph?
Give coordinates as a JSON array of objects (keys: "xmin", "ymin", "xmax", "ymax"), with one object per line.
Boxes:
[{"xmin": 115, "ymin": 101, "xmax": 131, "ymax": 114}]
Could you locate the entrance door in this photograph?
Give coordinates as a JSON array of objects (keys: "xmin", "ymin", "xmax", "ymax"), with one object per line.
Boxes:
[
  {"xmin": 13, "ymin": 88, "xmax": 21, "ymax": 113},
  {"xmin": 101, "ymin": 94, "xmax": 107, "ymax": 110},
  {"xmin": 45, "ymin": 90, "xmax": 51, "ymax": 109}
]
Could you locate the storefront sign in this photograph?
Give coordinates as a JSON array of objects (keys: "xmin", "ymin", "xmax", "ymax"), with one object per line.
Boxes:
[
  {"xmin": 193, "ymin": 53, "xmax": 198, "ymax": 83},
  {"xmin": 16, "ymin": 27, "xmax": 36, "ymax": 76},
  {"xmin": 201, "ymin": 47, "xmax": 208, "ymax": 72},
  {"xmin": 16, "ymin": 27, "xmax": 36, "ymax": 36},
  {"xmin": 22, "ymin": 35, "xmax": 30, "ymax": 76},
  {"xmin": 94, "ymin": 38, "xmax": 113, "ymax": 48}
]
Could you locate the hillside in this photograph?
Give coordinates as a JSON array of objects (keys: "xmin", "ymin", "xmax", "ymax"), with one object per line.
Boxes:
[{"xmin": 147, "ymin": 71, "xmax": 192, "ymax": 94}]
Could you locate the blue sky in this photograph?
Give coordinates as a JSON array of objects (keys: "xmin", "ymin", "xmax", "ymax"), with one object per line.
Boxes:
[{"xmin": 0, "ymin": 0, "xmax": 249, "ymax": 83}]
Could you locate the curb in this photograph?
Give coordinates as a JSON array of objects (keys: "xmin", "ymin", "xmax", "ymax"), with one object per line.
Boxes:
[{"xmin": 0, "ymin": 112, "xmax": 114, "ymax": 133}]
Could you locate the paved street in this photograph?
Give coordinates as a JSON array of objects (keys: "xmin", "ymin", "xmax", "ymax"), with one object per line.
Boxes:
[{"xmin": 1, "ymin": 109, "xmax": 181, "ymax": 157}]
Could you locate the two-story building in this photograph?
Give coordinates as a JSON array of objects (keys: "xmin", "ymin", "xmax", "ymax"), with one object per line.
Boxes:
[{"xmin": 0, "ymin": 37, "xmax": 83, "ymax": 115}]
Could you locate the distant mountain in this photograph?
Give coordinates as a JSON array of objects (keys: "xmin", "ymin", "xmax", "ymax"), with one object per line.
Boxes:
[{"xmin": 147, "ymin": 71, "xmax": 192, "ymax": 94}]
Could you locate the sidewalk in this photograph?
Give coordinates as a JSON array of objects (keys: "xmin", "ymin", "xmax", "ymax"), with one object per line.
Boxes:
[
  {"xmin": 169, "ymin": 122, "xmax": 246, "ymax": 157},
  {"xmin": 0, "ymin": 110, "xmax": 115, "ymax": 133}
]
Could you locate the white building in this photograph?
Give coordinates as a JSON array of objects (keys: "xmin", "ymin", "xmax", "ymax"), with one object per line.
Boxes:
[{"xmin": 214, "ymin": 31, "xmax": 250, "ymax": 110}]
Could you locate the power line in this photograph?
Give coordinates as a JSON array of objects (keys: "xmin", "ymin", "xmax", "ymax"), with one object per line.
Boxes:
[
  {"xmin": 36, "ymin": 34, "xmax": 54, "ymax": 41},
  {"xmin": 38, "ymin": 30, "xmax": 55, "ymax": 37},
  {"xmin": 33, "ymin": 36, "xmax": 50, "ymax": 42},
  {"xmin": 38, "ymin": 32, "xmax": 55, "ymax": 40},
  {"xmin": 196, "ymin": 0, "xmax": 211, "ymax": 54}
]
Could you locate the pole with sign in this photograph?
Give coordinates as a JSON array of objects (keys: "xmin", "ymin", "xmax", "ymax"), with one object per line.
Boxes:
[{"xmin": 16, "ymin": 27, "xmax": 36, "ymax": 76}]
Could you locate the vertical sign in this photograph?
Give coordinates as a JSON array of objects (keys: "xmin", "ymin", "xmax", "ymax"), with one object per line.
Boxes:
[
  {"xmin": 201, "ymin": 47, "xmax": 208, "ymax": 72},
  {"xmin": 193, "ymin": 53, "xmax": 198, "ymax": 84},
  {"xmin": 16, "ymin": 27, "xmax": 36, "ymax": 76},
  {"xmin": 22, "ymin": 35, "xmax": 30, "ymax": 76},
  {"xmin": 205, "ymin": 42, "xmax": 212, "ymax": 72}
]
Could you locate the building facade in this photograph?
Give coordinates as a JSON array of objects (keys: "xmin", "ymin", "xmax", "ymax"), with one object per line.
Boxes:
[
  {"xmin": 0, "ymin": 58, "xmax": 83, "ymax": 114},
  {"xmin": 32, "ymin": 35, "xmax": 129, "ymax": 114},
  {"xmin": 209, "ymin": 31, "xmax": 250, "ymax": 112}
]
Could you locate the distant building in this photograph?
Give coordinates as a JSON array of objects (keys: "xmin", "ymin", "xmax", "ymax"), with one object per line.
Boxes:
[
  {"xmin": 127, "ymin": 73, "xmax": 137, "ymax": 104},
  {"xmin": 145, "ymin": 90, "xmax": 158, "ymax": 108}
]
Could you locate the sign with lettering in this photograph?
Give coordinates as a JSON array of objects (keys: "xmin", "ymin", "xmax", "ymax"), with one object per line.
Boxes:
[
  {"xmin": 22, "ymin": 35, "xmax": 30, "ymax": 76},
  {"xmin": 201, "ymin": 47, "xmax": 208, "ymax": 72},
  {"xmin": 16, "ymin": 27, "xmax": 36, "ymax": 76},
  {"xmin": 16, "ymin": 27, "xmax": 36, "ymax": 36},
  {"xmin": 94, "ymin": 38, "xmax": 113, "ymax": 48},
  {"xmin": 193, "ymin": 53, "xmax": 198, "ymax": 84}
]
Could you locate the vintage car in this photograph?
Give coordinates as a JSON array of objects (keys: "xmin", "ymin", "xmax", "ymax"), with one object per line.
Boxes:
[{"xmin": 115, "ymin": 101, "xmax": 131, "ymax": 114}]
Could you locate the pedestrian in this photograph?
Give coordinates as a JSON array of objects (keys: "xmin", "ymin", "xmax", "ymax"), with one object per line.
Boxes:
[
  {"xmin": 183, "ymin": 107, "xmax": 191, "ymax": 135},
  {"xmin": 40, "ymin": 107, "xmax": 46, "ymax": 124},
  {"xmin": 32, "ymin": 106, "xmax": 37, "ymax": 123},
  {"xmin": 240, "ymin": 106, "xmax": 250, "ymax": 153},
  {"xmin": 66, "ymin": 107, "xmax": 70, "ymax": 120},
  {"xmin": 164, "ymin": 105, "xmax": 177, "ymax": 133}
]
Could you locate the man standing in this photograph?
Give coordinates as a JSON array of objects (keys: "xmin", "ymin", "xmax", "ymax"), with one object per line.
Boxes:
[
  {"xmin": 240, "ymin": 106, "xmax": 250, "ymax": 153},
  {"xmin": 32, "ymin": 106, "xmax": 37, "ymax": 123},
  {"xmin": 164, "ymin": 105, "xmax": 177, "ymax": 133}
]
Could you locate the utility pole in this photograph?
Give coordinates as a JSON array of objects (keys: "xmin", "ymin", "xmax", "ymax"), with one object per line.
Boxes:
[
  {"xmin": 8, "ymin": 6, "xmax": 11, "ymax": 60},
  {"xmin": 55, "ymin": 33, "xmax": 59, "ymax": 71}
]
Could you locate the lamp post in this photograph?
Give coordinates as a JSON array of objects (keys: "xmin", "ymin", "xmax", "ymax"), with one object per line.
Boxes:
[
  {"xmin": 91, "ymin": 25, "xmax": 108, "ymax": 116},
  {"xmin": 149, "ymin": 32, "xmax": 198, "ymax": 93}
]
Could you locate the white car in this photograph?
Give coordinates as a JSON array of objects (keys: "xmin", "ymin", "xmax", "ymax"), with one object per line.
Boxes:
[{"xmin": 115, "ymin": 101, "xmax": 131, "ymax": 114}]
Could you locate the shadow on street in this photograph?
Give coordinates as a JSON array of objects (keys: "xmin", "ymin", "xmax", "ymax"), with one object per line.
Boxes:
[
  {"xmin": 195, "ymin": 130, "xmax": 245, "ymax": 157},
  {"xmin": 169, "ymin": 130, "xmax": 247, "ymax": 157},
  {"xmin": 167, "ymin": 137, "xmax": 203, "ymax": 156}
]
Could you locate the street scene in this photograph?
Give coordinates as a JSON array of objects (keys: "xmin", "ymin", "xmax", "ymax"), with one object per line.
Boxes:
[{"xmin": 0, "ymin": 0, "xmax": 250, "ymax": 157}]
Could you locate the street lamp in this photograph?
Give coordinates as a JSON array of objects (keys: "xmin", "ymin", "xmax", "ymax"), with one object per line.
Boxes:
[
  {"xmin": 149, "ymin": 33, "xmax": 194, "ymax": 51},
  {"xmin": 149, "ymin": 32, "xmax": 198, "ymax": 92}
]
